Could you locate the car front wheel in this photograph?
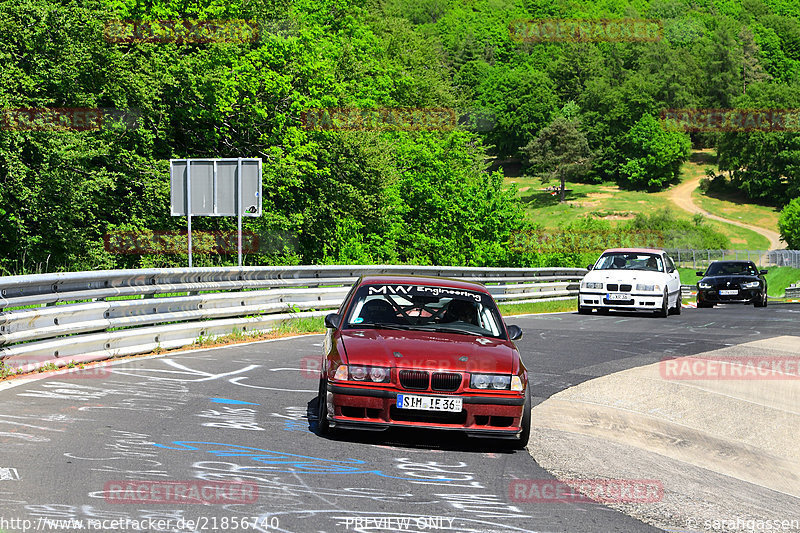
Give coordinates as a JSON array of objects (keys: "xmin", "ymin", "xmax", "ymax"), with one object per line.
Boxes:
[
  {"xmin": 754, "ymin": 291, "xmax": 768, "ymax": 307},
  {"xmin": 512, "ymin": 388, "xmax": 531, "ymax": 450},
  {"xmin": 656, "ymin": 290, "xmax": 669, "ymax": 317},
  {"xmin": 317, "ymin": 377, "xmax": 330, "ymax": 435}
]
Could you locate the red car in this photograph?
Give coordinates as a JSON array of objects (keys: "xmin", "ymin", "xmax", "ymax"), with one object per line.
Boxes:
[{"xmin": 317, "ymin": 275, "xmax": 530, "ymax": 447}]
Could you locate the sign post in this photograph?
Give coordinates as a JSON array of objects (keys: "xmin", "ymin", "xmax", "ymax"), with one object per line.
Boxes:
[{"xmin": 170, "ymin": 158, "xmax": 262, "ymax": 267}]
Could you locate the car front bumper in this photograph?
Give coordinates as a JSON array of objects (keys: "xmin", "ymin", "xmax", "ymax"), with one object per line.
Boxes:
[
  {"xmin": 697, "ymin": 288, "xmax": 763, "ymax": 304},
  {"xmin": 579, "ymin": 291, "xmax": 666, "ymax": 312},
  {"xmin": 325, "ymin": 383, "xmax": 526, "ymax": 439}
]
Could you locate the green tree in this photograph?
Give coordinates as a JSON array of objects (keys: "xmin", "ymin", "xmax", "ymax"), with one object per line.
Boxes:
[
  {"xmin": 778, "ymin": 197, "xmax": 800, "ymax": 249},
  {"xmin": 521, "ymin": 115, "xmax": 591, "ymax": 203},
  {"xmin": 618, "ymin": 114, "xmax": 691, "ymax": 190}
]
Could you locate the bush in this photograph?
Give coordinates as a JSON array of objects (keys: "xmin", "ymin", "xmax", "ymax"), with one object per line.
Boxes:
[{"xmin": 625, "ymin": 208, "xmax": 730, "ymax": 249}]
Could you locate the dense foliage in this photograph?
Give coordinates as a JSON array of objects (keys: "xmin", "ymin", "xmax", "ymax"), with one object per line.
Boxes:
[
  {"xmin": 779, "ymin": 197, "xmax": 800, "ymax": 248},
  {"xmin": 1, "ymin": 0, "xmax": 799, "ymax": 273}
]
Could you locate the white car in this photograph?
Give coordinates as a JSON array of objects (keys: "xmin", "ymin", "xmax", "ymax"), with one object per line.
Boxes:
[{"xmin": 578, "ymin": 248, "xmax": 682, "ymax": 317}]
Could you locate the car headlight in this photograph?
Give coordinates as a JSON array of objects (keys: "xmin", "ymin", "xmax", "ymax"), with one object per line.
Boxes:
[
  {"xmin": 336, "ymin": 365, "xmax": 391, "ymax": 383},
  {"xmin": 471, "ymin": 374, "xmax": 512, "ymax": 390},
  {"xmin": 581, "ymin": 282, "xmax": 603, "ymax": 289},
  {"xmin": 742, "ymin": 281, "xmax": 761, "ymax": 289},
  {"xmin": 698, "ymin": 282, "xmax": 712, "ymax": 289},
  {"xmin": 635, "ymin": 284, "xmax": 660, "ymax": 291}
]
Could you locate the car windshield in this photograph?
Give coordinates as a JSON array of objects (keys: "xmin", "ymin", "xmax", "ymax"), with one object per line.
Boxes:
[
  {"xmin": 344, "ymin": 283, "xmax": 506, "ymax": 338},
  {"xmin": 594, "ymin": 253, "xmax": 663, "ymax": 272},
  {"xmin": 705, "ymin": 262, "xmax": 759, "ymax": 276}
]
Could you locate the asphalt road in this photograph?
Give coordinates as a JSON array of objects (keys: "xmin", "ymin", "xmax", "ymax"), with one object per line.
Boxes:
[{"xmin": 1, "ymin": 303, "xmax": 798, "ymax": 533}]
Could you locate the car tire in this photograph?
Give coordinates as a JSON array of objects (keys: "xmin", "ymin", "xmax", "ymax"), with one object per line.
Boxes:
[
  {"xmin": 578, "ymin": 305, "xmax": 592, "ymax": 315},
  {"xmin": 317, "ymin": 377, "xmax": 330, "ymax": 436},
  {"xmin": 597, "ymin": 308, "xmax": 610, "ymax": 315},
  {"xmin": 669, "ymin": 291, "xmax": 682, "ymax": 315},
  {"xmin": 656, "ymin": 290, "xmax": 669, "ymax": 317},
  {"xmin": 513, "ymin": 388, "xmax": 532, "ymax": 450},
  {"xmin": 755, "ymin": 292, "xmax": 768, "ymax": 307}
]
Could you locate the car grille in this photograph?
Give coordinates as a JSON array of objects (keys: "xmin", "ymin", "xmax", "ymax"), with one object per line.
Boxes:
[
  {"xmin": 620, "ymin": 284, "xmax": 632, "ymax": 291},
  {"xmin": 607, "ymin": 283, "xmax": 618, "ymax": 291},
  {"xmin": 399, "ymin": 370, "xmax": 429, "ymax": 390},
  {"xmin": 605, "ymin": 284, "xmax": 632, "ymax": 292},
  {"xmin": 431, "ymin": 372, "xmax": 462, "ymax": 392}
]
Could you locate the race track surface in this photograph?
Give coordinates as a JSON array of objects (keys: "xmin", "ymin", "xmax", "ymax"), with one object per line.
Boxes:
[{"xmin": 1, "ymin": 303, "xmax": 798, "ymax": 533}]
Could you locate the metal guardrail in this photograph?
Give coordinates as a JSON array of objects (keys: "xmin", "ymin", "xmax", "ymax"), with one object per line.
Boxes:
[
  {"xmin": 668, "ymin": 249, "xmax": 800, "ymax": 269},
  {"xmin": 0, "ymin": 265, "xmax": 586, "ymax": 373}
]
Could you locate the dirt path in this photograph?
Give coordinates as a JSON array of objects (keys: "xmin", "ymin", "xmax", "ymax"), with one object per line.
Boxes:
[{"xmin": 668, "ymin": 176, "xmax": 784, "ymax": 250}]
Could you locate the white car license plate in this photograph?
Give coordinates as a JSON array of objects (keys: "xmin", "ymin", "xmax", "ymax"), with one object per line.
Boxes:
[
  {"xmin": 719, "ymin": 289, "xmax": 738, "ymax": 295},
  {"xmin": 396, "ymin": 395, "xmax": 462, "ymax": 412},
  {"xmin": 607, "ymin": 293, "xmax": 631, "ymax": 300}
]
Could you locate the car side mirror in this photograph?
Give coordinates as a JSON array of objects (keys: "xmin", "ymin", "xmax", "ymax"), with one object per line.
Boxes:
[
  {"xmin": 586, "ymin": 265, "xmax": 593, "ymax": 271},
  {"xmin": 696, "ymin": 271, "xmax": 704, "ymax": 277},
  {"xmin": 760, "ymin": 269, "xmax": 768, "ymax": 275},
  {"xmin": 507, "ymin": 325, "xmax": 523, "ymax": 341},
  {"xmin": 324, "ymin": 313, "xmax": 340, "ymax": 329}
]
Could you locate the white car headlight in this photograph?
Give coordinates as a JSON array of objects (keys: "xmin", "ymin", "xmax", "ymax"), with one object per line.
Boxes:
[
  {"xmin": 635, "ymin": 284, "xmax": 659, "ymax": 291},
  {"xmin": 340, "ymin": 365, "xmax": 391, "ymax": 383},
  {"xmin": 742, "ymin": 281, "xmax": 761, "ymax": 289},
  {"xmin": 471, "ymin": 374, "xmax": 512, "ymax": 390},
  {"xmin": 582, "ymin": 282, "xmax": 603, "ymax": 289},
  {"xmin": 698, "ymin": 282, "xmax": 712, "ymax": 289}
]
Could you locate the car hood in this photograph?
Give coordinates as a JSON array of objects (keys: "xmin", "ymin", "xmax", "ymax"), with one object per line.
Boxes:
[
  {"xmin": 340, "ymin": 329, "xmax": 518, "ymax": 374},
  {"xmin": 583, "ymin": 270, "xmax": 667, "ymax": 285}
]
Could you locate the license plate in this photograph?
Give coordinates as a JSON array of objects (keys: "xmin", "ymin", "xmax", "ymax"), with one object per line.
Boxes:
[
  {"xmin": 607, "ymin": 293, "xmax": 631, "ymax": 300},
  {"xmin": 396, "ymin": 395, "xmax": 462, "ymax": 412},
  {"xmin": 719, "ymin": 289, "xmax": 738, "ymax": 295}
]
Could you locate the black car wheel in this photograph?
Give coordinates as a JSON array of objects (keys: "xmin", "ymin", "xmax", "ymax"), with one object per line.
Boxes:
[
  {"xmin": 754, "ymin": 291, "xmax": 768, "ymax": 307},
  {"xmin": 512, "ymin": 388, "xmax": 531, "ymax": 450},
  {"xmin": 578, "ymin": 305, "xmax": 592, "ymax": 315},
  {"xmin": 656, "ymin": 290, "xmax": 669, "ymax": 317},
  {"xmin": 669, "ymin": 291, "xmax": 682, "ymax": 315},
  {"xmin": 317, "ymin": 377, "xmax": 330, "ymax": 435}
]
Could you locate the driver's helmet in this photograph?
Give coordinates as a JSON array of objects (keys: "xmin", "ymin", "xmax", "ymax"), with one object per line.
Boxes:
[
  {"xmin": 646, "ymin": 256, "xmax": 658, "ymax": 269},
  {"xmin": 359, "ymin": 299, "xmax": 396, "ymax": 323},
  {"xmin": 612, "ymin": 256, "xmax": 626, "ymax": 268},
  {"xmin": 443, "ymin": 299, "xmax": 478, "ymax": 325}
]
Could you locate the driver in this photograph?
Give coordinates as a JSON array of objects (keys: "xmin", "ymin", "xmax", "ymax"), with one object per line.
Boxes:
[
  {"xmin": 442, "ymin": 299, "xmax": 479, "ymax": 325},
  {"xmin": 359, "ymin": 299, "xmax": 397, "ymax": 323}
]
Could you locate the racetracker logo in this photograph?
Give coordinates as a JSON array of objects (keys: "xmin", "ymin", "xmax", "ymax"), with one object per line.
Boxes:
[
  {"xmin": 660, "ymin": 108, "xmax": 800, "ymax": 132},
  {"xmin": 301, "ymin": 107, "xmax": 458, "ymax": 132},
  {"xmin": 104, "ymin": 19, "xmax": 259, "ymax": 44},
  {"xmin": 509, "ymin": 18, "xmax": 663, "ymax": 43},
  {"xmin": 103, "ymin": 480, "xmax": 258, "ymax": 504},
  {"xmin": 1, "ymin": 108, "xmax": 140, "ymax": 132},
  {"xmin": 1, "ymin": 357, "xmax": 111, "ymax": 379},
  {"xmin": 104, "ymin": 231, "xmax": 260, "ymax": 255},
  {"xmin": 509, "ymin": 479, "xmax": 663, "ymax": 503},
  {"xmin": 660, "ymin": 356, "xmax": 800, "ymax": 380}
]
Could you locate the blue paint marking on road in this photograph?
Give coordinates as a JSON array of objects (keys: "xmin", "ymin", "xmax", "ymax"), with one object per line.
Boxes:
[
  {"xmin": 210, "ymin": 398, "xmax": 259, "ymax": 405},
  {"xmin": 151, "ymin": 441, "xmax": 459, "ymax": 481},
  {"xmin": 283, "ymin": 420, "xmax": 306, "ymax": 431}
]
